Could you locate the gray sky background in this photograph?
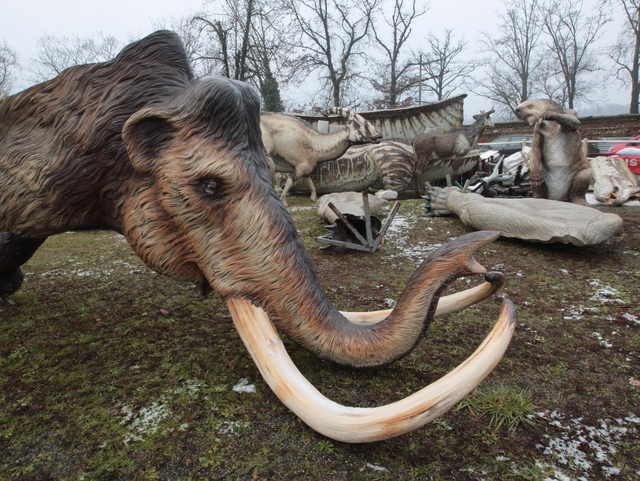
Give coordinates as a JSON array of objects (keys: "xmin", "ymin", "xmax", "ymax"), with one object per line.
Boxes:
[{"xmin": 0, "ymin": 0, "xmax": 628, "ymax": 121}]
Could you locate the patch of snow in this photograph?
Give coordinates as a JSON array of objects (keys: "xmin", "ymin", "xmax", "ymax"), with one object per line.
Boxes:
[
  {"xmin": 591, "ymin": 332, "xmax": 613, "ymax": 348},
  {"xmin": 288, "ymin": 205, "xmax": 315, "ymax": 212},
  {"xmin": 174, "ymin": 379, "xmax": 205, "ymax": 395},
  {"xmin": 216, "ymin": 421, "xmax": 250, "ymax": 436},
  {"xmin": 535, "ymin": 410, "xmax": 639, "ymax": 479},
  {"xmin": 622, "ymin": 312, "xmax": 639, "ymax": 325},
  {"xmin": 232, "ymin": 378, "xmax": 256, "ymax": 393},
  {"xmin": 559, "ymin": 269, "xmax": 569, "ymax": 274},
  {"xmin": 383, "ymin": 214, "xmax": 441, "ymax": 263},
  {"xmin": 121, "ymin": 400, "xmax": 171, "ymax": 444},
  {"xmin": 362, "ymin": 463, "xmax": 388, "ymax": 472},
  {"xmin": 120, "ymin": 379, "xmax": 205, "ymax": 444},
  {"xmin": 588, "ymin": 279, "xmax": 625, "ymax": 305},
  {"xmin": 602, "ymin": 466, "xmax": 621, "ymax": 477},
  {"xmin": 562, "ymin": 305, "xmax": 599, "ymax": 321}
]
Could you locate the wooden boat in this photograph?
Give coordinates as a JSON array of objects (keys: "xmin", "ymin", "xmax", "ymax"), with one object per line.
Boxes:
[{"xmin": 294, "ymin": 94, "xmax": 467, "ymax": 139}]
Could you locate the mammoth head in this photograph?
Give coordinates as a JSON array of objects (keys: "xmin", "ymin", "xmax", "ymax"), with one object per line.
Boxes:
[{"xmin": 118, "ymin": 77, "xmax": 515, "ymax": 443}]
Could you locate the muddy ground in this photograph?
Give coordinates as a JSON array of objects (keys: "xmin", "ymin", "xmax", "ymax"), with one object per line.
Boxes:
[{"xmin": 0, "ymin": 194, "xmax": 639, "ymax": 480}]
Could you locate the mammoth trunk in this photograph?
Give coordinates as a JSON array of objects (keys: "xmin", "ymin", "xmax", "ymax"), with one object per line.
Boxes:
[{"xmin": 213, "ymin": 201, "xmax": 500, "ymax": 368}]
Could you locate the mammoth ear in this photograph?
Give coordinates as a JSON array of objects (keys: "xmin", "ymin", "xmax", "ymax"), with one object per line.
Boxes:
[{"xmin": 122, "ymin": 108, "xmax": 175, "ymax": 173}]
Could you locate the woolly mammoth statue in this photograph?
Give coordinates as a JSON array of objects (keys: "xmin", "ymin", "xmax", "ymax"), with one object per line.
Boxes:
[{"xmin": 0, "ymin": 31, "xmax": 516, "ymax": 443}]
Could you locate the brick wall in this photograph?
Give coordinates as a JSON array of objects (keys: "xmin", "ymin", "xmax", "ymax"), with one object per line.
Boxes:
[{"xmin": 479, "ymin": 114, "xmax": 640, "ymax": 143}]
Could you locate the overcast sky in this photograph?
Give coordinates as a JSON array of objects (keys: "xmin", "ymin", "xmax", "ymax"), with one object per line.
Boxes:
[{"xmin": 1, "ymin": 0, "xmax": 627, "ymax": 120}]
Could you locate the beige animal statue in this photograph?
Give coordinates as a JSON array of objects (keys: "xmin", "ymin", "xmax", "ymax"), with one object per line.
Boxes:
[
  {"xmin": 412, "ymin": 109, "xmax": 495, "ymax": 195},
  {"xmin": 316, "ymin": 192, "xmax": 389, "ymax": 250},
  {"xmin": 424, "ymin": 186, "xmax": 623, "ymax": 246},
  {"xmin": 514, "ymin": 99, "xmax": 591, "ymax": 205},
  {"xmin": 317, "ymin": 191, "xmax": 389, "ymax": 225},
  {"xmin": 590, "ymin": 156, "xmax": 640, "ymax": 206},
  {"xmin": 261, "ymin": 108, "xmax": 381, "ymax": 206}
]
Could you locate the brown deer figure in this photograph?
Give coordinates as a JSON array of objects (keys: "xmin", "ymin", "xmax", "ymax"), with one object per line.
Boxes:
[{"xmin": 412, "ymin": 109, "xmax": 495, "ymax": 195}]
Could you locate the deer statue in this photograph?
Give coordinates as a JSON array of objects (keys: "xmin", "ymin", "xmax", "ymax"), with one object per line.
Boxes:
[
  {"xmin": 261, "ymin": 108, "xmax": 381, "ymax": 206},
  {"xmin": 412, "ymin": 109, "xmax": 495, "ymax": 195}
]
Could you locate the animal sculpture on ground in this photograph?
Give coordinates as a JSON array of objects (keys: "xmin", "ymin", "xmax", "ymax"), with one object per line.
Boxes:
[
  {"xmin": 590, "ymin": 156, "xmax": 640, "ymax": 206},
  {"xmin": 316, "ymin": 192, "xmax": 388, "ymax": 250},
  {"xmin": 0, "ymin": 31, "xmax": 516, "ymax": 443},
  {"xmin": 261, "ymin": 109, "xmax": 381, "ymax": 206},
  {"xmin": 277, "ymin": 139, "xmax": 479, "ymax": 196},
  {"xmin": 514, "ymin": 99, "xmax": 592, "ymax": 205},
  {"xmin": 317, "ymin": 192, "xmax": 389, "ymax": 224},
  {"xmin": 412, "ymin": 109, "xmax": 495, "ymax": 195},
  {"xmin": 423, "ymin": 186, "xmax": 623, "ymax": 246}
]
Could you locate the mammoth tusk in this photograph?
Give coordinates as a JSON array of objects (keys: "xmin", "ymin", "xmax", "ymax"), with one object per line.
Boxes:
[
  {"xmin": 342, "ymin": 271, "xmax": 505, "ymax": 327},
  {"xmin": 227, "ymin": 297, "xmax": 517, "ymax": 443}
]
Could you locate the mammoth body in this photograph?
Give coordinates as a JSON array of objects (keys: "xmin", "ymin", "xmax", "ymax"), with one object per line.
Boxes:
[
  {"xmin": 0, "ymin": 32, "xmax": 515, "ymax": 443},
  {"xmin": 515, "ymin": 99, "xmax": 592, "ymax": 205}
]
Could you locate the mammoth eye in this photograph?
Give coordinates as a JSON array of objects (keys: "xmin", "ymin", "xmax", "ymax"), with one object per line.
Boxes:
[{"xmin": 201, "ymin": 179, "xmax": 218, "ymax": 195}]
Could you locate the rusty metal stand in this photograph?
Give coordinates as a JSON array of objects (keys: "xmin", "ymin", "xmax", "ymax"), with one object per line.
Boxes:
[{"xmin": 316, "ymin": 191, "xmax": 400, "ymax": 253}]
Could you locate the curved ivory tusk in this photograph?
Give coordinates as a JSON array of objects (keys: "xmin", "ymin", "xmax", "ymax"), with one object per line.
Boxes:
[
  {"xmin": 342, "ymin": 272, "xmax": 505, "ymax": 326},
  {"xmin": 227, "ymin": 297, "xmax": 517, "ymax": 443}
]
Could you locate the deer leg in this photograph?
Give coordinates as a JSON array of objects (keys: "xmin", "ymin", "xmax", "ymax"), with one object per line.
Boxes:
[
  {"xmin": 280, "ymin": 176, "xmax": 295, "ymax": 207},
  {"xmin": 305, "ymin": 177, "xmax": 318, "ymax": 202}
]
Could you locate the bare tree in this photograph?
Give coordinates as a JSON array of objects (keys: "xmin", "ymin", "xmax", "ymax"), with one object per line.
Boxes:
[
  {"xmin": 245, "ymin": 6, "xmax": 288, "ymax": 111},
  {"xmin": 478, "ymin": 0, "xmax": 544, "ymax": 117},
  {"xmin": 608, "ymin": 0, "xmax": 640, "ymax": 113},
  {"xmin": 0, "ymin": 40, "xmax": 18, "ymax": 96},
  {"xmin": 192, "ymin": 0, "xmax": 256, "ymax": 81},
  {"xmin": 28, "ymin": 33, "xmax": 121, "ymax": 83},
  {"xmin": 153, "ymin": 15, "xmax": 220, "ymax": 78},
  {"xmin": 285, "ymin": 0, "xmax": 379, "ymax": 107},
  {"xmin": 369, "ymin": 0, "xmax": 427, "ymax": 108},
  {"xmin": 418, "ymin": 29, "xmax": 477, "ymax": 101},
  {"xmin": 189, "ymin": 0, "xmax": 289, "ymax": 111},
  {"xmin": 541, "ymin": 0, "xmax": 610, "ymax": 109},
  {"xmin": 530, "ymin": 56, "xmax": 569, "ymax": 106}
]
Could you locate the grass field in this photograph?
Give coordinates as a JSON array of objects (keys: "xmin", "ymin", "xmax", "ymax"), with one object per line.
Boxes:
[{"xmin": 1, "ymin": 195, "xmax": 639, "ymax": 480}]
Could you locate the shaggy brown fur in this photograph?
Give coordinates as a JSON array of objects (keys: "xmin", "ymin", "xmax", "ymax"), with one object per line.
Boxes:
[
  {"xmin": 515, "ymin": 99, "xmax": 592, "ymax": 205},
  {"xmin": 0, "ymin": 31, "xmax": 502, "ymax": 370},
  {"xmin": 1, "ymin": 31, "xmax": 190, "ymax": 292}
]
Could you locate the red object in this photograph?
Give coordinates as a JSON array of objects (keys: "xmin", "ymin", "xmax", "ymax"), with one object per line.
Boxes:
[{"xmin": 605, "ymin": 136, "xmax": 640, "ymax": 174}]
